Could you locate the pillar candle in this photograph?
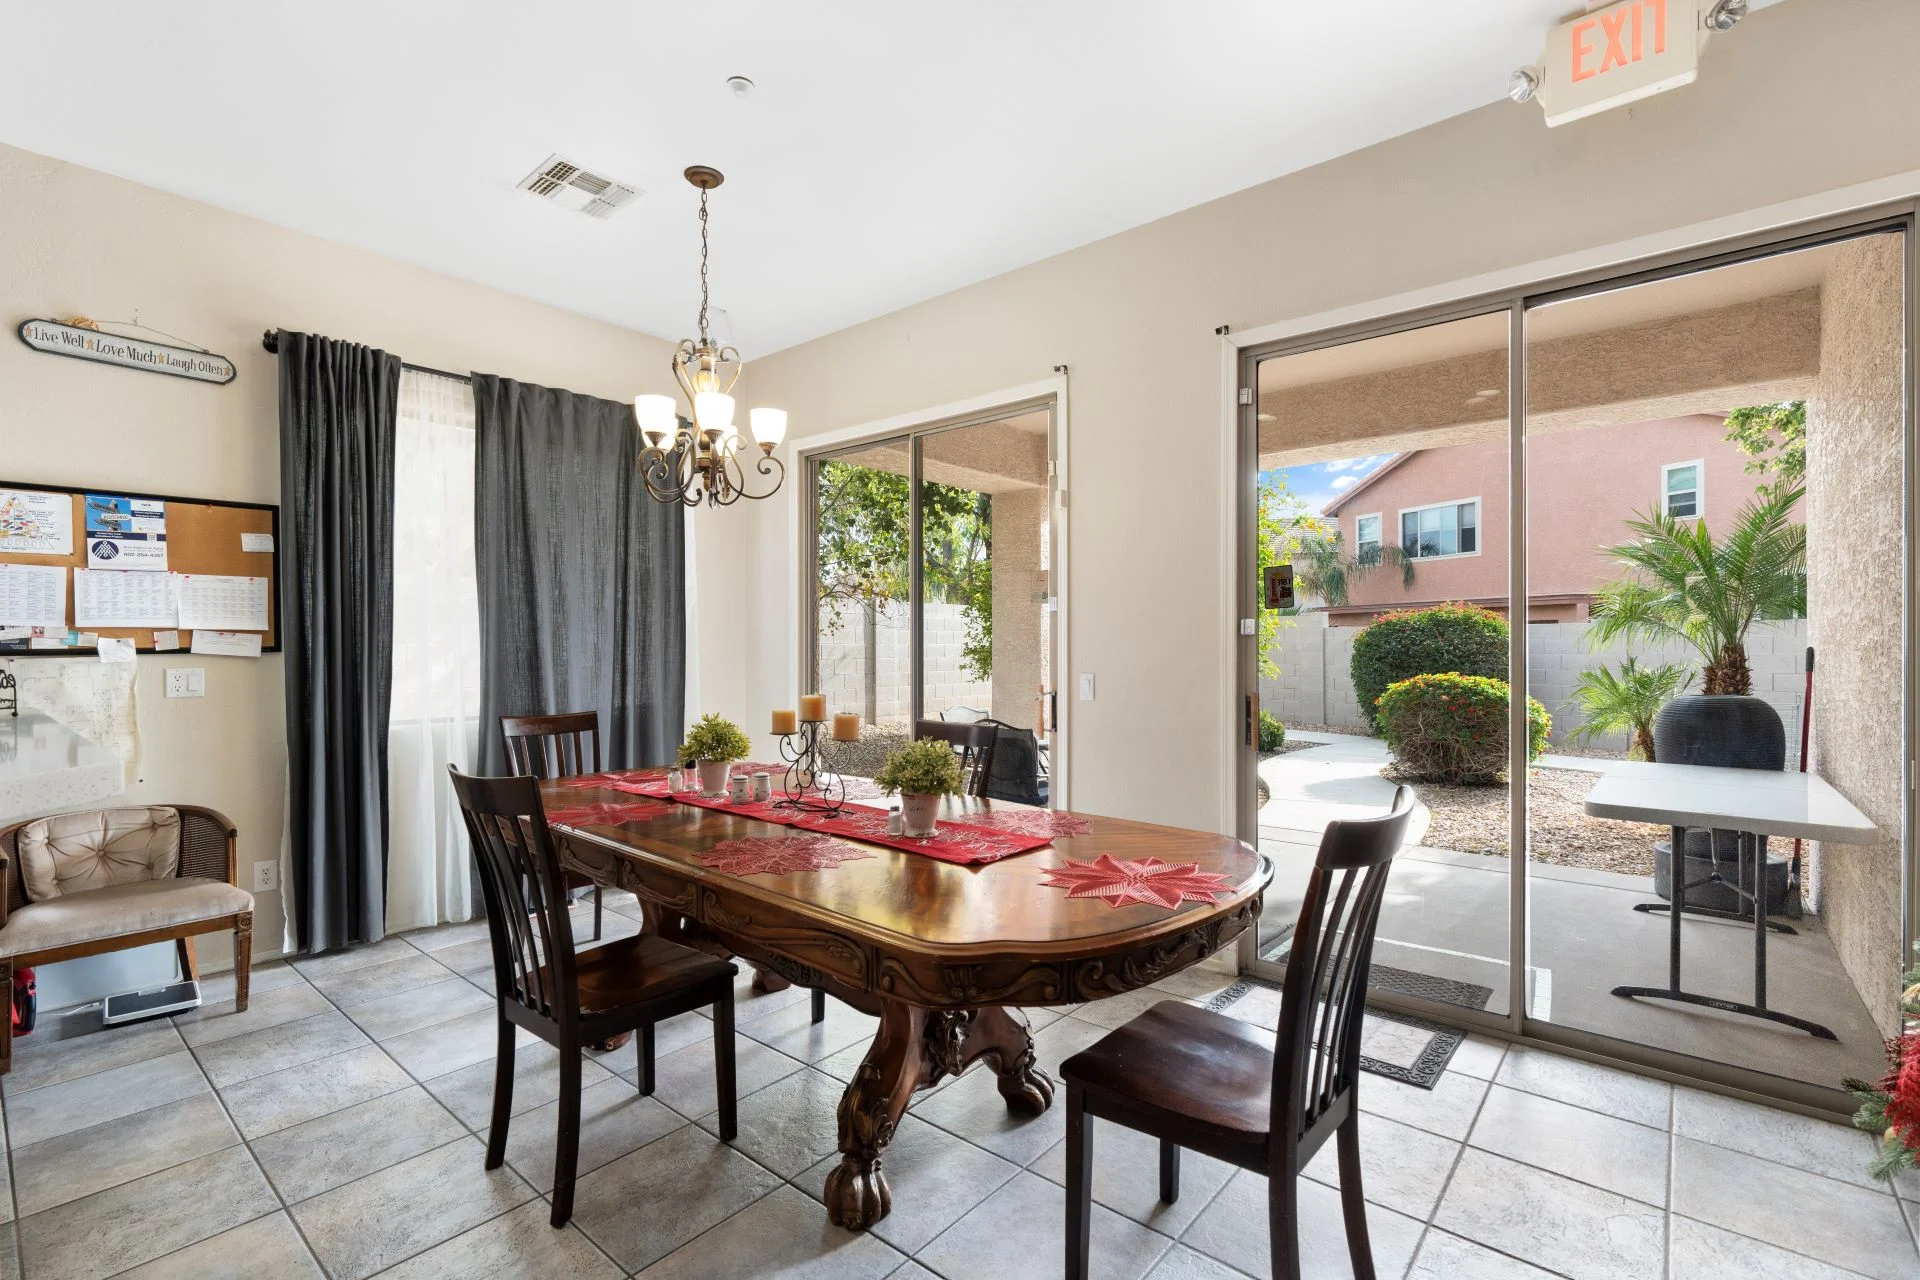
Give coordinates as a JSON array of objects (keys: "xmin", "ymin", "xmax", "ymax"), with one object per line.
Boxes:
[
  {"xmin": 799, "ymin": 693, "xmax": 827, "ymax": 722},
  {"xmin": 771, "ymin": 708, "xmax": 798, "ymax": 735},
  {"xmin": 832, "ymin": 713, "xmax": 861, "ymax": 742}
]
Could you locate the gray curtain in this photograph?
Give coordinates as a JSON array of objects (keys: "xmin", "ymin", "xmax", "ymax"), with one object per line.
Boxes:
[
  {"xmin": 472, "ymin": 374, "xmax": 685, "ymax": 777},
  {"xmin": 277, "ymin": 332, "xmax": 400, "ymax": 954}
]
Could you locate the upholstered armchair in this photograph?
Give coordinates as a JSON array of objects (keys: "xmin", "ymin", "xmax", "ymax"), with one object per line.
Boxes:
[{"xmin": 0, "ymin": 805, "xmax": 253, "ymax": 1073}]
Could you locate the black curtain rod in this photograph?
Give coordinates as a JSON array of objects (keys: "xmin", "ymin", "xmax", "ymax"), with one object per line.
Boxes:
[{"xmin": 261, "ymin": 329, "xmax": 472, "ymax": 384}]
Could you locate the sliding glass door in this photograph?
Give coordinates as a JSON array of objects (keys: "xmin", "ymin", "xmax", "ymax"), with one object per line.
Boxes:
[
  {"xmin": 1242, "ymin": 211, "xmax": 1914, "ymax": 1104},
  {"xmin": 806, "ymin": 402, "xmax": 1058, "ymax": 801}
]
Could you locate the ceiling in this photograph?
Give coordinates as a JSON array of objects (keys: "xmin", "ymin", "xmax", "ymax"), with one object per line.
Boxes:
[{"xmin": 0, "ymin": 1, "xmax": 1781, "ymax": 357}]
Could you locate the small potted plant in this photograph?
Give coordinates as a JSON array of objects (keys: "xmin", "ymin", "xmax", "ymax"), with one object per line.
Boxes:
[
  {"xmin": 679, "ymin": 713, "xmax": 752, "ymax": 797},
  {"xmin": 874, "ymin": 738, "xmax": 964, "ymax": 837}
]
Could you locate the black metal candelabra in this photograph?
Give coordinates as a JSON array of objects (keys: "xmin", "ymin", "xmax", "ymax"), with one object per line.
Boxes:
[{"xmin": 774, "ymin": 721, "xmax": 846, "ymax": 817}]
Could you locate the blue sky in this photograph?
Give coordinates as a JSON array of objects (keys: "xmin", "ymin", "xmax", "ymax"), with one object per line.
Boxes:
[{"xmin": 1261, "ymin": 453, "xmax": 1394, "ymax": 519}]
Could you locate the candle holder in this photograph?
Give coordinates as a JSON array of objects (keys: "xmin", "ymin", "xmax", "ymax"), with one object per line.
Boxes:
[{"xmin": 774, "ymin": 721, "xmax": 846, "ymax": 817}]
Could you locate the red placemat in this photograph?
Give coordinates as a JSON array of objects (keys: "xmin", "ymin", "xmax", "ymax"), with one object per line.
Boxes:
[
  {"xmin": 543, "ymin": 798, "xmax": 676, "ymax": 827},
  {"xmin": 1039, "ymin": 854, "xmax": 1235, "ymax": 910},
  {"xmin": 551, "ymin": 768, "xmax": 1053, "ymax": 866},
  {"xmin": 696, "ymin": 834, "xmax": 876, "ymax": 877}
]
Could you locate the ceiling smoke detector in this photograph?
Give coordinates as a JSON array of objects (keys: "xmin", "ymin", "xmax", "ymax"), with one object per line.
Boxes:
[{"xmin": 516, "ymin": 154, "xmax": 640, "ymax": 219}]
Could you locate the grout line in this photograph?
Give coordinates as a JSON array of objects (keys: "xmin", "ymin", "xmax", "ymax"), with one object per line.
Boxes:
[
  {"xmin": 1406, "ymin": 1063, "xmax": 1499, "ymax": 1276},
  {"xmin": 1665, "ymin": 1086, "xmax": 1677, "ymax": 1280}
]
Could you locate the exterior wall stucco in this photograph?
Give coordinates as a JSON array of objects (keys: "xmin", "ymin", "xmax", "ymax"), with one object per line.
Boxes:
[{"xmin": 1806, "ymin": 233, "xmax": 1908, "ymax": 1037}]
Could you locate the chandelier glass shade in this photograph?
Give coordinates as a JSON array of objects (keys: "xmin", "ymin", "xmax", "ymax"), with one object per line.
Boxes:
[{"xmin": 635, "ymin": 166, "xmax": 786, "ymax": 507}]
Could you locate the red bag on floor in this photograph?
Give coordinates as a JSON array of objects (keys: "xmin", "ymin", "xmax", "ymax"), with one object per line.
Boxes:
[{"xmin": 12, "ymin": 967, "xmax": 35, "ymax": 1037}]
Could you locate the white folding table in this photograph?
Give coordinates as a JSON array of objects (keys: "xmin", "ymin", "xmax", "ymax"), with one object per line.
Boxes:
[{"xmin": 1583, "ymin": 761, "xmax": 1878, "ymax": 1040}]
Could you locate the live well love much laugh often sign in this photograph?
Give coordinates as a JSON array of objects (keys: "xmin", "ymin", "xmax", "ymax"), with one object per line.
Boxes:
[{"xmin": 17, "ymin": 319, "xmax": 236, "ymax": 384}]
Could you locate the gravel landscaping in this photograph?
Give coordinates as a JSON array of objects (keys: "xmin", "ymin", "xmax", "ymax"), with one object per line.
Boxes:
[{"xmin": 1391, "ymin": 765, "xmax": 1664, "ymax": 876}]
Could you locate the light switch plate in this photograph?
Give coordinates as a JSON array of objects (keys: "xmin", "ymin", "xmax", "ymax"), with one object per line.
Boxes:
[
  {"xmin": 1078, "ymin": 673, "xmax": 1095, "ymax": 701},
  {"xmin": 252, "ymin": 862, "xmax": 279, "ymax": 893}
]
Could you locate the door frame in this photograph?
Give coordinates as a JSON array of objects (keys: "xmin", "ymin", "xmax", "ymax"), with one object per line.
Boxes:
[
  {"xmin": 789, "ymin": 376, "xmax": 1072, "ymax": 807},
  {"xmin": 1229, "ymin": 198, "xmax": 1918, "ymax": 1117}
]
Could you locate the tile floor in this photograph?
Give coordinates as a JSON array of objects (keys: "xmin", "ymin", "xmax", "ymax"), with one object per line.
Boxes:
[{"xmin": 0, "ymin": 888, "xmax": 1916, "ymax": 1278}]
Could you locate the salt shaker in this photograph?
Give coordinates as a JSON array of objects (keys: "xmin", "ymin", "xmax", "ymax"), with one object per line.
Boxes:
[
  {"xmin": 886, "ymin": 806, "xmax": 905, "ymax": 836},
  {"xmin": 750, "ymin": 771, "xmax": 772, "ymax": 802},
  {"xmin": 666, "ymin": 765, "xmax": 684, "ymax": 791}
]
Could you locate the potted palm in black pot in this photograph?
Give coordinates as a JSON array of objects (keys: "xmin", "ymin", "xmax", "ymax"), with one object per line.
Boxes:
[{"xmin": 1588, "ymin": 482, "xmax": 1805, "ymax": 766}]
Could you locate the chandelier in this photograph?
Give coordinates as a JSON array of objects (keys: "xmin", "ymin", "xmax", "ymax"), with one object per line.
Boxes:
[{"xmin": 634, "ymin": 166, "xmax": 786, "ymax": 506}]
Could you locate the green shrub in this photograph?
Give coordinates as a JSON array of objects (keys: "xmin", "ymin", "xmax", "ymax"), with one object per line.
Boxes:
[
  {"xmin": 875, "ymin": 738, "xmax": 965, "ymax": 796},
  {"xmin": 678, "ymin": 713, "xmax": 752, "ymax": 764},
  {"xmin": 1350, "ymin": 602, "xmax": 1508, "ymax": 732},
  {"xmin": 1376, "ymin": 673, "xmax": 1549, "ymax": 785},
  {"xmin": 1257, "ymin": 710, "xmax": 1286, "ymax": 753}
]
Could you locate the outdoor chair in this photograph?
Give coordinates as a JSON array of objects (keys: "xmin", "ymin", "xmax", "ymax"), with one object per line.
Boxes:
[
  {"xmin": 1060, "ymin": 785, "xmax": 1415, "ymax": 1280},
  {"xmin": 913, "ymin": 719, "xmax": 999, "ymax": 798}
]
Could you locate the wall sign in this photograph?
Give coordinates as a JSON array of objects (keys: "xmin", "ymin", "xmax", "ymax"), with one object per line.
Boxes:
[
  {"xmin": 1537, "ymin": 0, "xmax": 1705, "ymax": 128},
  {"xmin": 1263, "ymin": 563, "xmax": 1296, "ymax": 611},
  {"xmin": 17, "ymin": 319, "xmax": 236, "ymax": 384}
]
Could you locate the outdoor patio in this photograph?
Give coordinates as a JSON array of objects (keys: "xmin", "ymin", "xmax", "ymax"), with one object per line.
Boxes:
[{"xmin": 1257, "ymin": 732, "xmax": 1887, "ymax": 1091}]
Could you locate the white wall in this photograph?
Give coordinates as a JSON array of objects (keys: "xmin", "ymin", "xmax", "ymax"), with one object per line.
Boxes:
[
  {"xmin": 0, "ymin": 142, "xmax": 742, "ymax": 968},
  {"xmin": 739, "ymin": 0, "xmax": 1920, "ymax": 834}
]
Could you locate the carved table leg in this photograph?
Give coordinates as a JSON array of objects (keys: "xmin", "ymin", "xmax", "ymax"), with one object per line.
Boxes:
[
  {"xmin": 964, "ymin": 1006, "xmax": 1055, "ymax": 1116},
  {"xmin": 824, "ymin": 999, "xmax": 928, "ymax": 1230}
]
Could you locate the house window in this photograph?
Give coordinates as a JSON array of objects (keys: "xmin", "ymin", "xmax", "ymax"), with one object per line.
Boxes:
[
  {"xmin": 1663, "ymin": 460, "xmax": 1703, "ymax": 519},
  {"xmin": 1355, "ymin": 513, "xmax": 1382, "ymax": 565},
  {"xmin": 1400, "ymin": 499, "xmax": 1479, "ymax": 559}
]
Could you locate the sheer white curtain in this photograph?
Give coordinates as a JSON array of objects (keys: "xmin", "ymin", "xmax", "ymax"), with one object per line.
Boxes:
[{"xmin": 386, "ymin": 370, "xmax": 481, "ymax": 931}]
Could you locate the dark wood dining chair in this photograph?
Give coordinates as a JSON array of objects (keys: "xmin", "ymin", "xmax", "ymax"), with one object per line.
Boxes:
[
  {"xmin": 449, "ymin": 768, "xmax": 739, "ymax": 1228},
  {"xmin": 501, "ymin": 711, "xmax": 605, "ymax": 941},
  {"xmin": 1060, "ymin": 785, "xmax": 1416, "ymax": 1280},
  {"xmin": 912, "ymin": 718, "xmax": 1000, "ymax": 798}
]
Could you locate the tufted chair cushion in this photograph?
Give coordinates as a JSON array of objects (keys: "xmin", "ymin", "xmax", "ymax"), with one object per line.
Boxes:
[{"xmin": 17, "ymin": 807, "xmax": 182, "ymax": 902}]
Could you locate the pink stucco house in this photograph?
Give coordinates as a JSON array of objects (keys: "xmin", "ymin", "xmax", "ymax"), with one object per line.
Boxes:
[{"xmin": 1317, "ymin": 414, "xmax": 1787, "ymax": 624}]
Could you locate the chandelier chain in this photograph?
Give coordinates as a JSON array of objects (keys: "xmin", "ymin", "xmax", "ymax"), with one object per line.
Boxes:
[{"xmin": 697, "ymin": 187, "xmax": 711, "ymax": 345}]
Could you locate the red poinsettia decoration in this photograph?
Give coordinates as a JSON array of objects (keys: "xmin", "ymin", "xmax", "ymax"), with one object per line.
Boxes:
[
  {"xmin": 543, "ymin": 800, "xmax": 670, "ymax": 827},
  {"xmin": 697, "ymin": 834, "xmax": 875, "ymax": 878},
  {"xmin": 965, "ymin": 810, "xmax": 1093, "ymax": 839},
  {"xmin": 1039, "ymin": 855, "xmax": 1232, "ymax": 910}
]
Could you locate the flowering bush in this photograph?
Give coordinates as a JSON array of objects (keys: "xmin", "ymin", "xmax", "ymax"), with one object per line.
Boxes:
[
  {"xmin": 1350, "ymin": 603, "xmax": 1508, "ymax": 733},
  {"xmin": 1375, "ymin": 672, "xmax": 1549, "ymax": 785},
  {"xmin": 1851, "ymin": 966, "xmax": 1920, "ymax": 1181}
]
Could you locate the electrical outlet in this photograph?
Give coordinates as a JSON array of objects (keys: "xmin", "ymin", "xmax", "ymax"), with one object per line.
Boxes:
[
  {"xmin": 165, "ymin": 668, "xmax": 205, "ymax": 698},
  {"xmin": 252, "ymin": 862, "xmax": 279, "ymax": 893}
]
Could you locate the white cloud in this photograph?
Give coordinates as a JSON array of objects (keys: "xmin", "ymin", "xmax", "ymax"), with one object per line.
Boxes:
[{"xmin": 1330, "ymin": 475, "xmax": 1358, "ymax": 491}]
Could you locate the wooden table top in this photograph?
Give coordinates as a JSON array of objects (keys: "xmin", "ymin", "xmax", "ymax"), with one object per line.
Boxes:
[{"xmin": 543, "ymin": 776, "xmax": 1268, "ymax": 962}]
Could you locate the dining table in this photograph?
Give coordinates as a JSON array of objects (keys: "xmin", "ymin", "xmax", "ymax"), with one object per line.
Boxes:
[{"xmin": 542, "ymin": 767, "xmax": 1270, "ymax": 1230}]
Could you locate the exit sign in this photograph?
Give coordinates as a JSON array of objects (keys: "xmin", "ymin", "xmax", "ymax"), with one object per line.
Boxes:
[{"xmin": 1538, "ymin": 0, "xmax": 1704, "ymax": 127}]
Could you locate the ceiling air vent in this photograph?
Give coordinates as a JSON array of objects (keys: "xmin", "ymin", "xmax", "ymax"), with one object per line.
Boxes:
[{"xmin": 516, "ymin": 154, "xmax": 639, "ymax": 219}]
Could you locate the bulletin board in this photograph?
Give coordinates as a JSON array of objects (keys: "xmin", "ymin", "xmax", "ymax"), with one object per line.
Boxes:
[{"xmin": 0, "ymin": 479, "xmax": 279, "ymax": 655}]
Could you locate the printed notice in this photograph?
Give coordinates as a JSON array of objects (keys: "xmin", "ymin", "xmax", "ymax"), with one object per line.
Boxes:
[
  {"xmin": 190, "ymin": 630, "xmax": 261, "ymax": 658},
  {"xmin": 0, "ymin": 564, "xmax": 67, "ymax": 628},
  {"xmin": 0, "ymin": 489, "xmax": 73, "ymax": 556},
  {"xmin": 74, "ymin": 569, "xmax": 178, "ymax": 628},
  {"xmin": 240, "ymin": 532, "xmax": 274, "ymax": 553},
  {"xmin": 175, "ymin": 574, "xmax": 269, "ymax": 631},
  {"xmin": 152, "ymin": 630, "xmax": 181, "ymax": 652},
  {"xmin": 97, "ymin": 636, "xmax": 136, "ymax": 663},
  {"xmin": 84, "ymin": 494, "xmax": 168, "ymax": 571}
]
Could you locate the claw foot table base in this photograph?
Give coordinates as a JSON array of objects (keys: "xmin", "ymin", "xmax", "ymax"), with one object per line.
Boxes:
[{"xmin": 824, "ymin": 1002, "xmax": 1053, "ymax": 1230}]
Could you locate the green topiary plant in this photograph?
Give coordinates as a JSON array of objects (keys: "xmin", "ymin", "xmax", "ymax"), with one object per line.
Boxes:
[
  {"xmin": 874, "ymin": 738, "xmax": 965, "ymax": 797},
  {"xmin": 1568, "ymin": 658, "xmax": 1694, "ymax": 761},
  {"xmin": 1350, "ymin": 602, "xmax": 1508, "ymax": 733},
  {"xmin": 1376, "ymin": 672, "xmax": 1548, "ymax": 785},
  {"xmin": 678, "ymin": 713, "xmax": 752, "ymax": 764},
  {"xmin": 1257, "ymin": 710, "xmax": 1286, "ymax": 754}
]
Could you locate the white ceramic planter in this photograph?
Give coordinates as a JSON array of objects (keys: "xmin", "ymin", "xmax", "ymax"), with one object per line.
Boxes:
[
  {"xmin": 698, "ymin": 759, "xmax": 733, "ymax": 797},
  {"xmin": 900, "ymin": 792, "xmax": 942, "ymax": 837}
]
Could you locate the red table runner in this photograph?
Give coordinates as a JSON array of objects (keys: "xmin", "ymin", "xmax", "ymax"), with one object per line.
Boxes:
[{"xmin": 555, "ymin": 768, "xmax": 1056, "ymax": 866}]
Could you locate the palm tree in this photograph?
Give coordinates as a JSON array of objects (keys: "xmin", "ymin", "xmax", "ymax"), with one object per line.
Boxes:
[
  {"xmin": 1568, "ymin": 659, "xmax": 1695, "ymax": 761},
  {"xmin": 1293, "ymin": 531, "xmax": 1416, "ymax": 608},
  {"xmin": 1587, "ymin": 484, "xmax": 1806, "ymax": 695}
]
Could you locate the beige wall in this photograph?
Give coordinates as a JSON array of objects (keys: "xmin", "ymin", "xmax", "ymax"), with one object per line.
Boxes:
[
  {"xmin": 743, "ymin": 0, "xmax": 1920, "ymax": 833},
  {"xmin": 1807, "ymin": 233, "xmax": 1908, "ymax": 1036},
  {"xmin": 0, "ymin": 142, "xmax": 747, "ymax": 962}
]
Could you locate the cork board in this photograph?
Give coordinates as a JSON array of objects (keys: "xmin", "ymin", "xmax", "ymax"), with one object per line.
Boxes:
[{"xmin": 0, "ymin": 479, "xmax": 279, "ymax": 655}]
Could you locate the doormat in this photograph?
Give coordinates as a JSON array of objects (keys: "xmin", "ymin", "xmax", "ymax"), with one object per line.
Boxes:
[
  {"xmin": 1259, "ymin": 931, "xmax": 1496, "ymax": 1011},
  {"xmin": 1204, "ymin": 977, "xmax": 1469, "ymax": 1090}
]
